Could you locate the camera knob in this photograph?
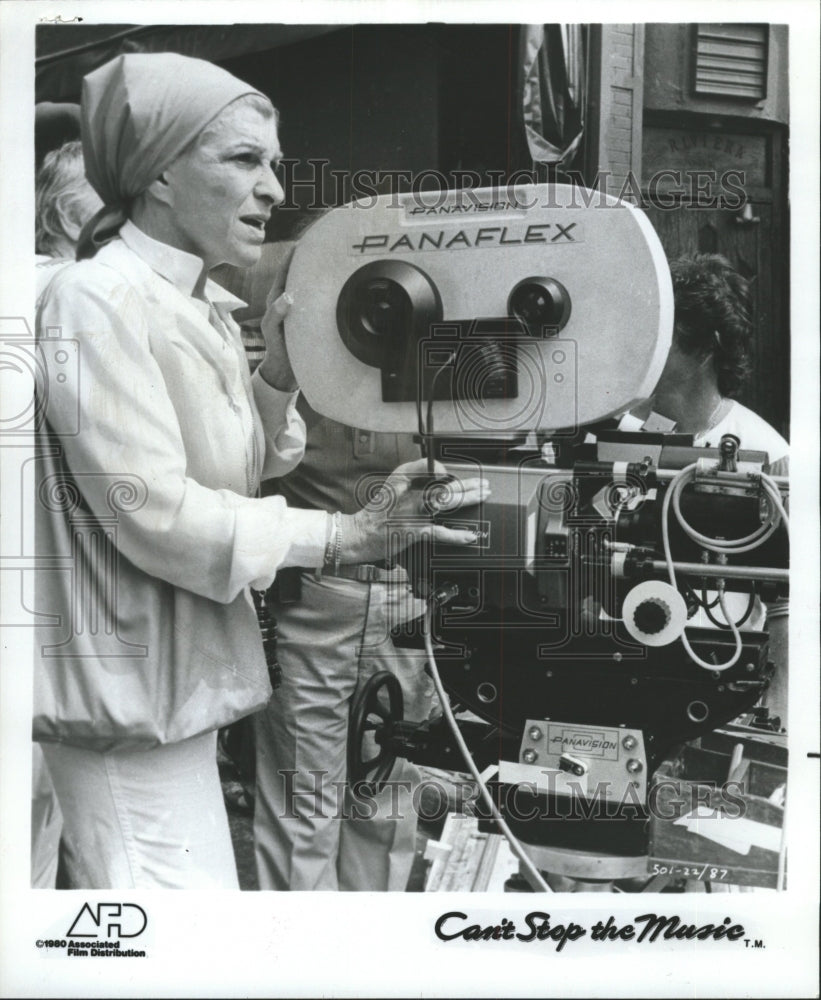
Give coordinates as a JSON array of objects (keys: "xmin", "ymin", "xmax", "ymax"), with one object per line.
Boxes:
[
  {"xmin": 507, "ymin": 277, "xmax": 572, "ymax": 336},
  {"xmin": 632, "ymin": 597, "xmax": 671, "ymax": 636}
]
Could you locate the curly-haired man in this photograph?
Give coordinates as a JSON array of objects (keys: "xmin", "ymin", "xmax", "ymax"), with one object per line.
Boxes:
[{"xmin": 651, "ymin": 253, "xmax": 789, "ymax": 726}]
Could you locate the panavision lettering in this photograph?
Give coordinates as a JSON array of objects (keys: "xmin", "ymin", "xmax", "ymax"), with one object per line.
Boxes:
[
  {"xmin": 407, "ymin": 201, "xmax": 526, "ymax": 215},
  {"xmin": 550, "ymin": 736, "xmax": 617, "ymax": 751},
  {"xmin": 352, "ymin": 223, "xmax": 578, "ymax": 254}
]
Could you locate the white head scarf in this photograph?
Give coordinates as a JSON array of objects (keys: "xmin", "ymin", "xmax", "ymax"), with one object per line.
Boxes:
[{"xmin": 78, "ymin": 52, "xmax": 272, "ymax": 259}]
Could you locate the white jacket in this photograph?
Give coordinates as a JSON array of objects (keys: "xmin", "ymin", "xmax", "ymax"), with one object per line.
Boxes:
[{"xmin": 34, "ymin": 222, "xmax": 327, "ymax": 750}]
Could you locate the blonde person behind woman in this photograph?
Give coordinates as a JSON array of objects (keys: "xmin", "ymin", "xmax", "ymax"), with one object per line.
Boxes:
[
  {"xmin": 31, "ymin": 138, "xmax": 102, "ymax": 888},
  {"xmin": 35, "ymin": 139, "xmax": 102, "ymax": 303},
  {"xmin": 35, "ymin": 52, "xmax": 485, "ymax": 890}
]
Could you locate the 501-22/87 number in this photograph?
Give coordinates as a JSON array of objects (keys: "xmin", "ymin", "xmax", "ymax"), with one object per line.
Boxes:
[{"xmin": 650, "ymin": 862, "xmax": 729, "ymax": 880}]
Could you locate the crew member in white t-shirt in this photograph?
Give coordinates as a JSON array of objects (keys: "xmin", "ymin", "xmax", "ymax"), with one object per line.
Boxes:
[{"xmin": 639, "ymin": 253, "xmax": 789, "ymax": 726}]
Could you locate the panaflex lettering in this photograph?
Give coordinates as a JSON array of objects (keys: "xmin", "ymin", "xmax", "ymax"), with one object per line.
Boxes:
[
  {"xmin": 407, "ymin": 201, "xmax": 526, "ymax": 216},
  {"xmin": 550, "ymin": 736, "xmax": 617, "ymax": 751},
  {"xmin": 351, "ymin": 223, "xmax": 578, "ymax": 254}
]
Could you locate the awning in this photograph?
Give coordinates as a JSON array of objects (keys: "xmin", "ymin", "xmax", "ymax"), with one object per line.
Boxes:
[{"xmin": 36, "ymin": 24, "xmax": 345, "ymax": 102}]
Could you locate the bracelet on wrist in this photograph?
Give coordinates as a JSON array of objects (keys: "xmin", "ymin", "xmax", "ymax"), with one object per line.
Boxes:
[
  {"xmin": 322, "ymin": 513, "xmax": 336, "ymax": 566},
  {"xmin": 332, "ymin": 511, "xmax": 343, "ymax": 574},
  {"xmin": 316, "ymin": 512, "xmax": 337, "ymax": 580},
  {"xmin": 317, "ymin": 511, "xmax": 343, "ymax": 579}
]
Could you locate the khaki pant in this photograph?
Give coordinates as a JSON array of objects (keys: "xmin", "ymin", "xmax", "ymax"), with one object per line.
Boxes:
[{"xmin": 253, "ymin": 571, "xmax": 433, "ymax": 891}]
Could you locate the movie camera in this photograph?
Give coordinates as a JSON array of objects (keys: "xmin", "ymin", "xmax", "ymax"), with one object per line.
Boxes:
[{"xmin": 284, "ymin": 185, "xmax": 789, "ymax": 884}]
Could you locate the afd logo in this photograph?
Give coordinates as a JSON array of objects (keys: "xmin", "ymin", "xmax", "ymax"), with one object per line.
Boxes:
[{"xmin": 67, "ymin": 903, "xmax": 147, "ymax": 939}]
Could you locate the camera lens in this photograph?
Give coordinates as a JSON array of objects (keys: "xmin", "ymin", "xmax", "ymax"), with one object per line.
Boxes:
[
  {"xmin": 508, "ymin": 277, "xmax": 571, "ymax": 336},
  {"xmin": 356, "ymin": 278, "xmax": 408, "ymax": 337},
  {"xmin": 337, "ymin": 260, "xmax": 442, "ymax": 368}
]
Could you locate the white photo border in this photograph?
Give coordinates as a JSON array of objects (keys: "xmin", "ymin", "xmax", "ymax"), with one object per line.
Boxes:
[{"xmin": 1, "ymin": 2, "xmax": 818, "ymax": 997}]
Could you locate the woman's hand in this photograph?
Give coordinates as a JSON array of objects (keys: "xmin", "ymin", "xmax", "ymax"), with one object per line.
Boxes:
[
  {"xmin": 257, "ymin": 241, "xmax": 298, "ymax": 391},
  {"xmin": 339, "ymin": 458, "xmax": 490, "ymax": 564}
]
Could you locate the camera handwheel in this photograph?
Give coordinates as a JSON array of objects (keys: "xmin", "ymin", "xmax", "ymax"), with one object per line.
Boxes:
[{"xmin": 347, "ymin": 671, "xmax": 404, "ymax": 796}]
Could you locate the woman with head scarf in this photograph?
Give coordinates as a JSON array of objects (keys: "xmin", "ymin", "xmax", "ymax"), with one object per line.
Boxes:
[{"xmin": 34, "ymin": 53, "xmax": 484, "ymax": 889}]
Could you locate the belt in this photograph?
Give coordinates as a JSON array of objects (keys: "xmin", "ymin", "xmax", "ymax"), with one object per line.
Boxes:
[
  {"xmin": 271, "ymin": 563, "xmax": 410, "ymax": 606},
  {"xmin": 318, "ymin": 563, "xmax": 409, "ymax": 584}
]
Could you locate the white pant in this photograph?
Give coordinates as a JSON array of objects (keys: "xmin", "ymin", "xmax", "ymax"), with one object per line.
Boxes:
[
  {"xmin": 253, "ymin": 572, "xmax": 433, "ymax": 891},
  {"xmin": 40, "ymin": 730, "xmax": 238, "ymax": 889},
  {"xmin": 31, "ymin": 744, "xmax": 62, "ymax": 888}
]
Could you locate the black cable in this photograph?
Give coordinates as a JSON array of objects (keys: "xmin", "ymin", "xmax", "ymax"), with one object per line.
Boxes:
[
  {"xmin": 421, "ymin": 351, "xmax": 456, "ymax": 476},
  {"xmin": 680, "ymin": 577, "xmax": 721, "ymax": 613},
  {"xmin": 703, "ymin": 589, "xmax": 756, "ymax": 630},
  {"xmin": 415, "ymin": 393, "xmax": 426, "ymax": 457},
  {"xmin": 682, "ymin": 580, "xmax": 700, "ymax": 620}
]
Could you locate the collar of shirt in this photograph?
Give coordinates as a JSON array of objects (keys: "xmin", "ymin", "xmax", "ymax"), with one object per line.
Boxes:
[{"xmin": 118, "ymin": 219, "xmax": 247, "ymax": 318}]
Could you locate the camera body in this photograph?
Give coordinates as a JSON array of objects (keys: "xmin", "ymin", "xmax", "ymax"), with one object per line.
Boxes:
[{"xmin": 285, "ymin": 186, "xmax": 788, "ymax": 868}]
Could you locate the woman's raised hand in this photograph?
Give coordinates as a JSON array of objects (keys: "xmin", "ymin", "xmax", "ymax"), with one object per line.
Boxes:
[
  {"xmin": 339, "ymin": 458, "xmax": 490, "ymax": 565},
  {"xmin": 257, "ymin": 241, "xmax": 298, "ymax": 391}
]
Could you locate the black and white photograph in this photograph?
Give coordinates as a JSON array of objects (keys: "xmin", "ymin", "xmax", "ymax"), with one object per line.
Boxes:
[{"xmin": 1, "ymin": 2, "xmax": 818, "ymax": 997}]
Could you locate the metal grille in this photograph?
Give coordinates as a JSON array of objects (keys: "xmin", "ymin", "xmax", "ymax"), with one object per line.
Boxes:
[{"xmin": 693, "ymin": 24, "xmax": 768, "ymax": 100}]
